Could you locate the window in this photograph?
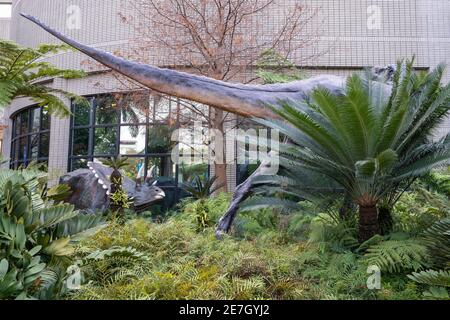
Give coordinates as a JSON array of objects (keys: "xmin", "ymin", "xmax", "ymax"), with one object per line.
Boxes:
[
  {"xmin": 0, "ymin": 4, "xmax": 11, "ymax": 18},
  {"xmin": 10, "ymin": 106, "xmax": 50, "ymax": 169},
  {"xmin": 69, "ymin": 92, "xmax": 209, "ymax": 209}
]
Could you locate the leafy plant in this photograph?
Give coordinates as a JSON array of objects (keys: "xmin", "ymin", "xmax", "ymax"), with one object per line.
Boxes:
[
  {"xmin": 103, "ymin": 157, "xmax": 131, "ymax": 215},
  {"xmin": 421, "ymin": 217, "xmax": 450, "ymax": 270},
  {"xmin": 0, "ymin": 40, "xmax": 87, "ymax": 117},
  {"xmin": 256, "ymin": 49, "xmax": 305, "ymax": 84},
  {"xmin": 364, "ymin": 240, "xmax": 429, "ymax": 273},
  {"xmin": 0, "ymin": 169, "xmax": 105, "ymax": 299},
  {"xmin": 255, "ymin": 60, "xmax": 450, "ymax": 242},
  {"xmin": 183, "ymin": 175, "xmax": 224, "ymax": 200}
]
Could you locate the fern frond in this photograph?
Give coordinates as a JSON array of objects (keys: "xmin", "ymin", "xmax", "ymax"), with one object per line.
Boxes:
[{"xmin": 364, "ymin": 240, "xmax": 429, "ymax": 273}]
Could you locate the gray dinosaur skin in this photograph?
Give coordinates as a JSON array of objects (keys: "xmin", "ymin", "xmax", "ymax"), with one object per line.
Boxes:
[
  {"xmin": 60, "ymin": 164, "xmax": 165, "ymax": 213},
  {"xmin": 23, "ymin": 13, "xmax": 396, "ymax": 232},
  {"xmin": 20, "ymin": 13, "xmax": 394, "ymax": 120}
]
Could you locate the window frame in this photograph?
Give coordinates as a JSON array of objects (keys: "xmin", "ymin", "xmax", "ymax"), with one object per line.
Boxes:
[
  {"xmin": 10, "ymin": 105, "xmax": 51, "ymax": 169},
  {"xmin": 68, "ymin": 92, "xmax": 204, "ymax": 205}
]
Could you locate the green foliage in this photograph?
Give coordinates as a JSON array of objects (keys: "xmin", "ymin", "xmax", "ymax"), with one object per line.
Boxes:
[
  {"xmin": 183, "ymin": 175, "xmax": 224, "ymax": 200},
  {"xmin": 420, "ymin": 168, "xmax": 450, "ymax": 197},
  {"xmin": 363, "ymin": 240, "xmax": 429, "ymax": 273},
  {"xmin": 0, "ymin": 40, "xmax": 87, "ymax": 117},
  {"xmin": 110, "ymin": 189, "xmax": 133, "ymax": 210},
  {"xmin": 61, "ymin": 193, "xmax": 441, "ymax": 301},
  {"xmin": 180, "ymin": 193, "xmax": 231, "ymax": 231},
  {"xmin": 0, "ymin": 169, "xmax": 105, "ymax": 299},
  {"xmin": 252, "ymin": 60, "xmax": 450, "ymax": 242},
  {"xmin": 408, "ymin": 270, "xmax": 450, "ymax": 299},
  {"xmin": 256, "ymin": 49, "xmax": 305, "ymax": 84},
  {"xmin": 421, "ymin": 217, "xmax": 450, "ymax": 270},
  {"xmin": 408, "ymin": 270, "xmax": 450, "ymax": 287},
  {"xmin": 392, "ymin": 188, "xmax": 449, "ymax": 235},
  {"xmin": 103, "ymin": 156, "xmax": 130, "ymax": 171},
  {"xmin": 308, "ymin": 212, "xmax": 359, "ymax": 253}
]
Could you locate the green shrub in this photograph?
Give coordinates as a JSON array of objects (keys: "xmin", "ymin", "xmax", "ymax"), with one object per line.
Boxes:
[{"xmin": 0, "ymin": 169, "xmax": 105, "ymax": 299}]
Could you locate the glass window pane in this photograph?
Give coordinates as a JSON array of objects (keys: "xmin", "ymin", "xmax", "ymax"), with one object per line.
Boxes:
[
  {"xmin": 94, "ymin": 127, "xmax": 118, "ymax": 155},
  {"xmin": 30, "ymin": 108, "xmax": 41, "ymax": 133},
  {"xmin": 39, "ymin": 133, "xmax": 49, "ymax": 158},
  {"xmin": 72, "ymin": 128, "xmax": 90, "ymax": 156},
  {"xmin": 71, "ymin": 158, "xmax": 89, "ymax": 171},
  {"xmin": 120, "ymin": 93, "xmax": 149, "ymax": 125},
  {"xmin": 14, "ymin": 116, "xmax": 21, "ymax": 136},
  {"xmin": 179, "ymin": 163, "xmax": 209, "ymax": 184},
  {"xmin": 95, "ymin": 96, "xmax": 119, "ymax": 125},
  {"xmin": 20, "ymin": 111, "xmax": 29, "ymax": 135},
  {"xmin": 18, "ymin": 137, "xmax": 28, "ymax": 161},
  {"xmin": 147, "ymin": 125, "xmax": 176, "ymax": 154},
  {"xmin": 120, "ymin": 125, "xmax": 146, "ymax": 155},
  {"xmin": 30, "ymin": 134, "xmax": 39, "ymax": 159},
  {"xmin": 154, "ymin": 97, "xmax": 172, "ymax": 123},
  {"xmin": 41, "ymin": 106, "xmax": 50, "ymax": 130},
  {"xmin": 73, "ymin": 100, "xmax": 90, "ymax": 127},
  {"xmin": 11, "ymin": 141, "xmax": 17, "ymax": 162},
  {"xmin": 121, "ymin": 157, "xmax": 145, "ymax": 181},
  {"xmin": 146, "ymin": 156, "xmax": 176, "ymax": 180}
]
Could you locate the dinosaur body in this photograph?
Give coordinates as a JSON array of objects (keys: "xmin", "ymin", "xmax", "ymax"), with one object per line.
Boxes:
[
  {"xmin": 23, "ymin": 13, "xmax": 395, "ymax": 232},
  {"xmin": 60, "ymin": 162, "xmax": 165, "ymax": 213}
]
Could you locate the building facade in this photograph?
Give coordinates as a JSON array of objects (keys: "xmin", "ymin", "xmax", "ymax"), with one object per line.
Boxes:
[{"xmin": 1, "ymin": 0, "xmax": 450, "ymax": 199}]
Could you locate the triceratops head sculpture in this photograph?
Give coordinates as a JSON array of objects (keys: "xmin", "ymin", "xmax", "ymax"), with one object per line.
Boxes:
[{"xmin": 60, "ymin": 161, "xmax": 165, "ymax": 213}]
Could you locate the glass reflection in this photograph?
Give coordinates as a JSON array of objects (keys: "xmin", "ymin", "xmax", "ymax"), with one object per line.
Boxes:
[
  {"xmin": 120, "ymin": 125, "xmax": 146, "ymax": 155},
  {"xmin": 94, "ymin": 127, "xmax": 118, "ymax": 155}
]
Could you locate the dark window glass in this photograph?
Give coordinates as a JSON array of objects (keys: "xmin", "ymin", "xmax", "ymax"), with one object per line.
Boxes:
[
  {"xmin": 94, "ymin": 127, "xmax": 118, "ymax": 155},
  {"xmin": 31, "ymin": 109, "xmax": 40, "ymax": 133},
  {"xmin": 41, "ymin": 106, "xmax": 50, "ymax": 130},
  {"xmin": 96, "ymin": 96, "xmax": 119, "ymax": 125},
  {"xmin": 72, "ymin": 129, "xmax": 90, "ymax": 156},
  {"xmin": 39, "ymin": 133, "xmax": 50, "ymax": 158},
  {"xmin": 73, "ymin": 102, "xmax": 90, "ymax": 126},
  {"xmin": 14, "ymin": 117, "xmax": 21, "ymax": 136},
  {"xmin": 20, "ymin": 111, "xmax": 29, "ymax": 136},
  {"xmin": 18, "ymin": 137, "xmax": 28, "ymax": 161},
  {"xmin": 147, "ymin": 125, "xmax": 176, "ymax": 154},
  {"xmin": 30, "ymin": 134, "xmax": 39, "ymax": 159}
]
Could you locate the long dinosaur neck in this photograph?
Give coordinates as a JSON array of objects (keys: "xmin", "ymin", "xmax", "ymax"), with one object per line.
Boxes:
[{"xmin": 21, "ymin": 13, "xmax": 348, "ymax": 119}]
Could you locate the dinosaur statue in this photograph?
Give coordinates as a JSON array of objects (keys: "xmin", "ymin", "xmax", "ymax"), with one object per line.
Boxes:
[
  {"xmin": 22, "ymin": 14, "xmax": 394, "ymax": 235},
  {"xmin": 60, "ymin": 161, "xmax": 165, "ymax": 213}
]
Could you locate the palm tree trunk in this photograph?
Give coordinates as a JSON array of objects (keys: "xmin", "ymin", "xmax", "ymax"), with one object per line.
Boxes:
[
  {"xmin": 358, "ymin": 205, "xmax": 380, "ymax": 243},
  {"xmin": 378, "ymin": 206, "xmax": 394, "ymax": 235}
]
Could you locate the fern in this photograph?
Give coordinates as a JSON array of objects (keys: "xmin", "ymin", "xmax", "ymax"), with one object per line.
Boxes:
[
  {"xmin": 408, "ymin": 270, "xmax": 450, "ymax": 287},
  {"xmin": 421, "ymin": 218, "xmax": 450, "ymax": 269},
  {"xmin": 364, "ymin": 240, "xmax": 429, "ymax": 273},
  {"xmin": 0, "ymin": 40, "xmax": 87, "ymax": 117}
]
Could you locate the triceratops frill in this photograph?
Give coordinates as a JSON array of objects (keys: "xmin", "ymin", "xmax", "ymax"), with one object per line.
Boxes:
[{"xmin": 60, "ymin": 162, "xmax": 165, "ymax": 213}]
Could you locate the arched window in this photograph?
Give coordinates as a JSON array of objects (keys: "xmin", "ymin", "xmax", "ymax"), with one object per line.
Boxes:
[{"xmin": 10, "ymin": 106, "xmax": 50, "ymax": 169}]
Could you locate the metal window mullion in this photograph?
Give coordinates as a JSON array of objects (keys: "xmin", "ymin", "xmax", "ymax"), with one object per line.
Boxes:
[{"xmin": 88, "ymin": 96, "xmax": 96, "ymax": 162}]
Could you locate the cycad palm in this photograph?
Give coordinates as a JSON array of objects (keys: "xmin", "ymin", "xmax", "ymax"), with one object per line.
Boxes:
[
  {"xmin": 103, "ymin": 157, "xmax": 129, "ymax": 193},
  {"xmin": 0, "ymin": 40, "xmax": 86, "ymax": 117},
  {"xmin": 257, "ymin": 60, "xmax": 450, "ymax": 242}
]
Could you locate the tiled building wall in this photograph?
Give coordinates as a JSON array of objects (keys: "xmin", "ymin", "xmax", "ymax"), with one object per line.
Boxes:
[
  {"xmin": 3, "ymin": 0, "xmax": 450, "ymax": 188},
  {"xmin": 0, "ymin": 19, "xmax": 10, "ymax": 39}
]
